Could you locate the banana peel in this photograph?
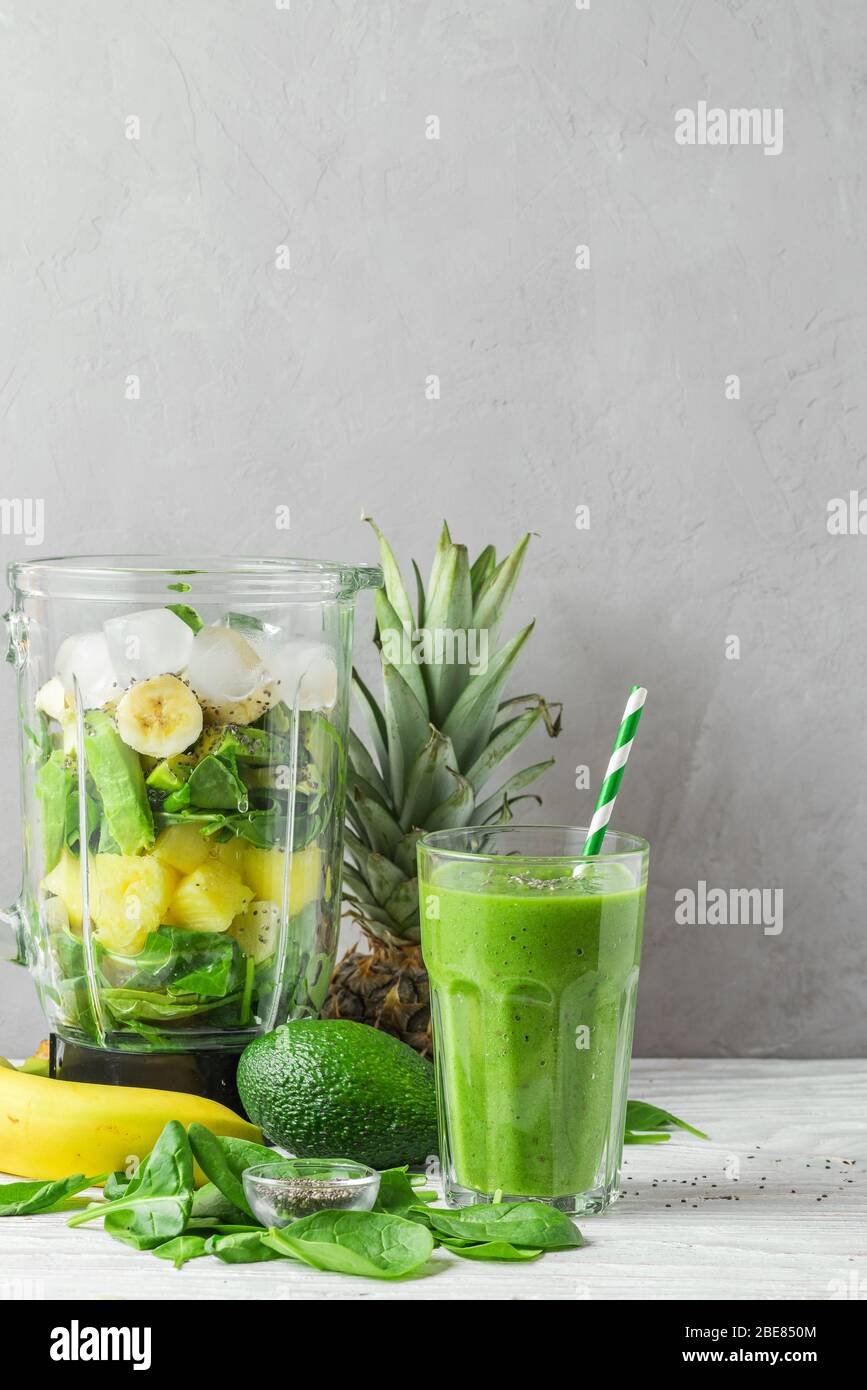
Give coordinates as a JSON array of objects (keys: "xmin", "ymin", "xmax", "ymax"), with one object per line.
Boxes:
[{"xmin": 0, "ymin": 1065, "xmax": 261, "ymax": 1181}]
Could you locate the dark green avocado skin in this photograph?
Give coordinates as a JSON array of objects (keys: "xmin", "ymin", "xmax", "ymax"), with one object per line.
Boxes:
[{"xmin": 237, "ymin": 1019, "xmax": 438, "ymax": 1170}]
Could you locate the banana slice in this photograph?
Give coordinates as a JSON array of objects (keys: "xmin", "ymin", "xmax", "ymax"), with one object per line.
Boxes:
[
  {"xmin": 116, "ymin": 675, "xmax": 203, "ymax": 757},
  {"xmin": 35, "ymin": 677, "xmax": 68, "ymax": 722}
]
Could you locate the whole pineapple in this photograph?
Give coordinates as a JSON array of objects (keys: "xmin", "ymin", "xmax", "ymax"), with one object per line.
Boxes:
[{"xmin": 323, "ymin": 519, "xmax": 561, "ymax": 1055}]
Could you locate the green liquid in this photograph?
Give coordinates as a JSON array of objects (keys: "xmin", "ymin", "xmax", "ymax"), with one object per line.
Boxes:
[{"xmin": 420, "ymin": 862, "xmax": 645, "ymax": 1198}]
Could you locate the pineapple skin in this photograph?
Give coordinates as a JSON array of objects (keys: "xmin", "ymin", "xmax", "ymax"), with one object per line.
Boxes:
[
  {"xmin": 322, "ymin": 937, "xmax": 432, "ymax": 1058},
  {"xmin": 327, "ymin": 520, "xmax": 561, "ymax": 1055}
]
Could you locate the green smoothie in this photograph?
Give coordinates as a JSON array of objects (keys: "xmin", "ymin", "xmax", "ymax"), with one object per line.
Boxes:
[{"xmin": 420, "ymin": 860, "xmax": 645, "ymax": 1200}]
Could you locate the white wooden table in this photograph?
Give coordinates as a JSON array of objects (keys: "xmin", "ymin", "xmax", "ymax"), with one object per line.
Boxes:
[{"xmin": 2, "ymin": 1060, "xmax": 864, "ymax": 1301}]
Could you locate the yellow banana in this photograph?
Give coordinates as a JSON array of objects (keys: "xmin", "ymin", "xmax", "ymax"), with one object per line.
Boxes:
[{"xmin": 0, "ymin": 1065, "xmax": 261, "ymax": 1181}]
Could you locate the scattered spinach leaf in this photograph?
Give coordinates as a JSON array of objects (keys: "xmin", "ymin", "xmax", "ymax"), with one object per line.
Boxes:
[
  {"xmin": 374, "ymin": 1166, "xmax": 437, "ymax": 1216},
  {"xmin": 67, "ymin": 1120, "xmax": 193, "ymax": 1250},
  {"xmin": 205, "ymin": 1230, "xmax": 285, "ymax": 1264},
  {"xmin": 187, "ymin": 1123, "xmax": 266, "ymax": 1220},
  {"xmin": 439, "ymin": 1239, "xmax": 543, "ymax": 1262},
  {"xmin": 625, "ymin": 1101, "xmax": 709, "ymax": 1142},
  {"xmin": 0, "ymin": 1173, "xmax": 95, "ymax": 1217},
  {"xmin": 263, "ymin": 1210, "xmax": 434, "ymax": 1280},
  {"xmin": 103, "ymin": 1171, "xmax": 132, "ymax": 1200},
  {"xmin": 153, "ymin": 1234, "xmax": 208, "ymax": 1268},
  {"xmin": 190, "ymin": 1181, "xmax": 250, "ymax": 1227},
  {"xmin": 418, "ymin": 1202, "xmax": 583, "ymax": 1251}
]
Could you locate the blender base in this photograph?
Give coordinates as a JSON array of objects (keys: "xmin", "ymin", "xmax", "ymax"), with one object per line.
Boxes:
[{"xmin": 50, "ymin": 1036, "xmax": 246, "ymax": 1115}]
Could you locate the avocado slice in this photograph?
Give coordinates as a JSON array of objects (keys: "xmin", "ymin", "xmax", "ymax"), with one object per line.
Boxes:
[
  {"xmin": 34, "ymin": 750, "xmax": 74, "ymax": 872},
  {"xmin": 83, "ymin": 710, "xmax": 154, "ymax": 854},
  {"xmin": 146, "ymin": 757, "xmax": 192, "ymax": 794}
]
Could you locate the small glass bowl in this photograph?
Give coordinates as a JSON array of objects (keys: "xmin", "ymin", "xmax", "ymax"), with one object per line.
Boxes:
[{"xmin": 242, "ymin": 1159, "xmax": 381, "ymax": 1227}]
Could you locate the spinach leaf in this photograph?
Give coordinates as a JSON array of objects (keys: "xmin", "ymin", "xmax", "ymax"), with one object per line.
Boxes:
[
  {"xmin": 439, "ymin": 1239, "xmax": 543, "ymax": 1262},
  {"xmin": 187, "ymin": 1123, "xmax": 269, "ymax": 1223},
  {"xmin": 191, "ymin": 1182, "xmax": 250, "ymax": 1227},
  {"xmin": 224, "ymin": 612, "xmax": 269, "ymax": 637},
  {"xmin": 24, "ymin": 713, "xmax": 52, "ymax": 766},
  {"xmin": 210, "ymin": 723, "xmax": 293, "ymax": 768},
  {"xmin": 418, "ymin": 1202, "xmax": 583, "ymax": 1251},
  {"xmin": 67, "ymin": 1120, "xmax": 193, "ymax": 1250},
  {"xmin": 264, "ymin": 1210, "xmax": 434, "ymax": 1280},
  {"xmin": 102, "ymin": 988, "xmax": 242, "ymax": 1023},
  {"xmin": 103, "ymin": 1171, "xmax": 132, "ymax": 1200},
  {"xmin": 624, "ymin": 1100, "xmax": 708, "ymax": 1141},
  {"xmin": 50, "ymin": 927, "xmax": 85, "ymax": 976},
  {"xmin": 64, "ymin": 779, "xmax": 100, "ymax": 853},
  {"xmin": 0, "ymin": 1173, "xmax": 95, "ymax": 1217},
  {"xmin": 107, "ymin": 925, "xmax": 244, "ymax": 1000},
  {"xmin": 166, "ymin": 603, "xmax": 203, "ymax": 634},
  {"xmin": 205, "ymin": 1231, "xmax": 286, "ymax": 1264},
  {"xmin": 153, "ymin": 1234, "xmax": 209, "ymax": 1268},
  {"xmin": 228, "ymin": 809, "xmax": 289, "ymax": 849},
  {"xmin": 165, "ymin": 754, "xmax": 249, "ymax": 813},
  {"xmin": 186, "ymin": 1221, "xmax": 264, "ymax": 1235},
  {"xmin": 374, "ymin": 1167, "xmax": 437, "ymax": 1217}
]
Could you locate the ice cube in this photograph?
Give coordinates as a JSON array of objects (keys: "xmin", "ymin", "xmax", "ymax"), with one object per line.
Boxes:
[
  {"xmin": 55, "ymin": 631, "xmax": 118, "ymax": 709},
  {"xmin": 104, "ymin": 608, "xmax": 195, "ymax": 686},
  {"xmin": 269, "ymin": 640, "xmax": 338, "ymax": 711},
  {"xmin": 186, "ymin": 626, "xmax": 267, "ymax": 703}
]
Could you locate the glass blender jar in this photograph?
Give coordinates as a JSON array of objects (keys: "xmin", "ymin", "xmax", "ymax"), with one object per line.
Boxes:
[{"xmin": 1, "ymin": 556, "xmax": 381, "ymax": 1106}]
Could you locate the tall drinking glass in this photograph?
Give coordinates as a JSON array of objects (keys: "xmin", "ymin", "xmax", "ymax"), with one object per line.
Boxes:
[{"xmin": 417, "ymin": 825, "xmax": 648, "ymax": 1215}]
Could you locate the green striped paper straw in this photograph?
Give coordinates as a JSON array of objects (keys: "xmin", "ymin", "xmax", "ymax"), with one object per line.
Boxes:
[{"xmin": 581, "ymin": 685, "xmax": 647, "ymax": 857}]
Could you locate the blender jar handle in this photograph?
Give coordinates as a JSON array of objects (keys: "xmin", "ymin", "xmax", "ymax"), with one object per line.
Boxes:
[
  {"xmin": 0, "ymin": 903, "xmax": 24, "ymax": 964},
  {"xmin": 1, "ymin": 609, "xmax": 27, "ymax": 963}
]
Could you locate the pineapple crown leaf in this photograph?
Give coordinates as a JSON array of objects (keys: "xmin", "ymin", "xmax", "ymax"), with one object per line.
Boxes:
[
  {"xmin": 374, "ymin": 588, "xmax": 429, "ymax": 713},
  {"xmin": 411, "ymin": 559, "xmax": 426, "ymax": 628},
  {"xmin": 363, "ymin": 514, "xmax": 416, "ymax": 634},
  {"xmin": 469, "ymin": 544, "xmax": 497, "ymax": 600},
  {"xmin": 345, "ymin": 521, "xmax": 561, "ymax": 941},
  {"xmin": 471, "ymin": 532, "xmax": 531, "ymax": 642},
  {"xmin": 440, "ymin": 620, "xmax": 536, "ymax": 765},
  {"xmin": 473, "ymin": 759, "xmax": 555, "ymax": 823},
  {"xmin": 497, "ymin": 692, "xmax": 564, "ymax": 738}
]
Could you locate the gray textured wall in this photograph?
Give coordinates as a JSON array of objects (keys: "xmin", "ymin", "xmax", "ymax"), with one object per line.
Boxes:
[{"xmin": 0, "ymin": 1, "xmax": 865, "ymax": 1056}]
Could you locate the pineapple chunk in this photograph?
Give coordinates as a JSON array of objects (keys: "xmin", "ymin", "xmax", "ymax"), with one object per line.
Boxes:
[
  {"xmin": 91, "ymin": 854, "xmax": 178, "ymax": 953},
  {"xmin": 166, "ymin": 861, "xmax": 253, "ymax": 933},
  {"xmin": 44, "ymin": 850, "xmax": 177, "ymax": 953},
  {"xmin": 229, "ymin": 900, "xmax": 281, "ymax": 962},
  {"xmin": 43, "ymin": 849, "xmax": 83, "ymax": 930},
  {"xmin": 154, "ymin": 824, "xmax": 211, "ymax": 875},
  {"xmin": 210, "ymin": 834, "xmax": 246, "ymax": 878},
  {"xmin": 242, "ymin": 845, "xmax": 321, "ymax": 912}
]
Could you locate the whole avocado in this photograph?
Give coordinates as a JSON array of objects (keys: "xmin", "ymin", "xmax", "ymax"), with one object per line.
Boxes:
[{"xmin": 237, "ymin": 1019, "xmax": 438, "ymax": 1170}]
